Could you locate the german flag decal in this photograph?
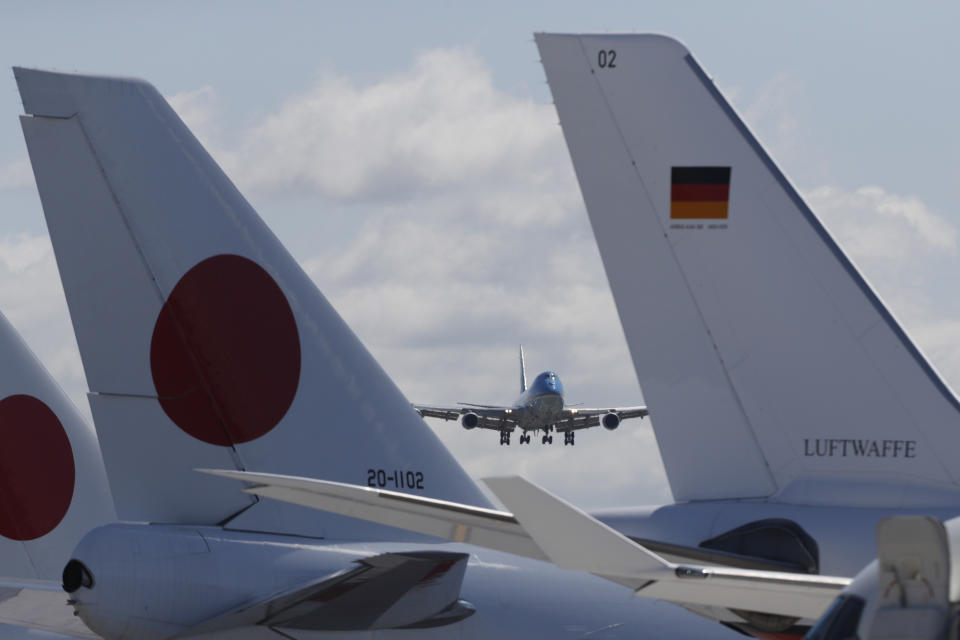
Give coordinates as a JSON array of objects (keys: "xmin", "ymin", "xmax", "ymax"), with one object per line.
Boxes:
[{"xmin": 670, "ymin": 167, "xmax": 731, "ymax": 219}]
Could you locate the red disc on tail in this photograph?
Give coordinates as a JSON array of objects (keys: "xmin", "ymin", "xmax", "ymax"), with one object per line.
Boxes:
[
  {"xmin": 0, "ymin": 395, "xmax": 75, "ymax": 541},
  {"xmin": 150, "ymin": 254, "xmax": 301, "ymax": 446}
]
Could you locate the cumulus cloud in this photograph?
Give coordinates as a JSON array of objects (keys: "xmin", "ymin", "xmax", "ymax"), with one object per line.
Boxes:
[
  {"xmin": 0, "ymin": 233, "xmax": 86, "ymax": 415},
  {"xmin": 221, "ymin": 49, "xmax": 563, "ymax": 205},
  {"xmin": 167, "ymin": 85, "xmax": 221, "ymax": 149},
  {"xmin": 808, "ymin": 185, "xmax": 957, "ymax": 261},
  {"xmin": 0, "ymin": 159, "xmax": 31, "ymax": 191}
]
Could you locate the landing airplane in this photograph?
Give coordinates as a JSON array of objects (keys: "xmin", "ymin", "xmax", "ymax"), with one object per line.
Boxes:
[
  {"xmin": 2, "ymin": 65, "xmax": 744, "ymax": 640},
  {"xmin": 414, "ymin": 346, "xmax": 647, "ymax": 445}
]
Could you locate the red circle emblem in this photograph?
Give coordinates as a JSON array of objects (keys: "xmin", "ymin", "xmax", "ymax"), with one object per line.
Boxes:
[
  {"xmin": 150, "ymin": 255, "xmax": 301, "ymax": 446},
  {"xmin": 0, "ymin": 395, "xmax": 75, "ymax": 541}
]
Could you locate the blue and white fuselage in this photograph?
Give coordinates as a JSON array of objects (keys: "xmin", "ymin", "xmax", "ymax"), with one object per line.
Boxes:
[
  {"xmin": 514, "ymin": 371, "xmax": 565, "ymax": 427},
  {"xmin": 414, "ymin": 348, "xmax": 648, "ymax": 446}
]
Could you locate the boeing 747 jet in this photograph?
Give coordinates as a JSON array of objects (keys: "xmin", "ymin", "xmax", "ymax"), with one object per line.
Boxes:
[{"xmin": 414, "ymin": 347, "xmax": 647, "ymax": 445}]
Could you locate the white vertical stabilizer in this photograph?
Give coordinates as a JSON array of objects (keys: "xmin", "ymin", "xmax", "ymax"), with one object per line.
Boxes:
[
  {"xmin": 519, "ymin": 345, "xmax": 527, "ymax": 393},
  {"xmin": 537, "ymin": 34, "xmax": 960, "ymax": 504},
  {"xmin": 16, "ymin": 67, "xmax": 490, "ymax": 535},
  {"xmin": 0, "ymin": 311, "xmax": 113, "ymax": 582}
]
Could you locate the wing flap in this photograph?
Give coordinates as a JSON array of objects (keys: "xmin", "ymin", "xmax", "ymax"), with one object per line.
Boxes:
[
  {"xmin": 556, "ymin": 406, "xmax": 648, "ymax": 432},
  {"xmin": 414, "ymin": 405, "xmax": 520, "ymax": 431}
]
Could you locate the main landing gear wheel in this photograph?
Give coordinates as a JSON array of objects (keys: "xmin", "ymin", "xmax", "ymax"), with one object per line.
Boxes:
[{"xmin": 564, "ymin": 432, "xmax": 575, "ymax": 446}]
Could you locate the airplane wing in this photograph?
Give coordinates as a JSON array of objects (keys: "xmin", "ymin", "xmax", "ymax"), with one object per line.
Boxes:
[
  {"xmin": 555, "ymin": 406, "xmax": 649, "ymax": 432},
  {"xmin": 412, "ymin": 404, "xmax": 521, "ymax": 431},
  {"xmin": 201, "ymin": 469, "xmax": 849, "ymax": 622}
]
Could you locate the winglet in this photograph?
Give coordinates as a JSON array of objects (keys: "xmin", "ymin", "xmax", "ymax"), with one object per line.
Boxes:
[{"xmin": 482, "ymin": 476, "xmax": 669, "ymax": 577}]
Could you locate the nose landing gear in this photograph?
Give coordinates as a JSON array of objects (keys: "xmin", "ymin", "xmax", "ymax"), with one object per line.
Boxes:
[
  {"xmin": 499, "ymin": 431, "xmax": 511, "ymax": 445},
  {"xmin": 519, "ymin": 434, "xmax": 530, "ymax": 444},
  {"xmin": 563, "ymin": 432, "xmax": 575, "ymax": 446}
]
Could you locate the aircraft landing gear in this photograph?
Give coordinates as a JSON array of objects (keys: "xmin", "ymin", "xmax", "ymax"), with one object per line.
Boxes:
[
  {"xmin": 564, "ymin": 432, "xmax": 575, "ymax": 446},
  {"xmin": 519, "ymin": 434, "xmax": 530, "ymax": 444},
  {"xmin": 541, "ymin": 434, "xmax": 553, "ymax": 445},
  {"xmin": 499, "ymin": 431, "xmax": 511, "ymax": 446}
]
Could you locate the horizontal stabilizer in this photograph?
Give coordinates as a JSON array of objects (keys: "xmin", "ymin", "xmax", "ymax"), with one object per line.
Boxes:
[
  {"xmin": 178, "ymin": 551, "xmax": 473, "ymax": 635},
  {"xmin": 199, "ymin": 469, "xmax": 547, "ymax": 561},
  {"xmin": 483, "ymin": 476, "xmax": 848, "ymax": 620},
  {"xmin": 483, "ymin": 476, "xmax": 667, "ymax": 577},
  {"xmin": 0, "ymin": 580, "xmax": 98, "ymax": 639}
]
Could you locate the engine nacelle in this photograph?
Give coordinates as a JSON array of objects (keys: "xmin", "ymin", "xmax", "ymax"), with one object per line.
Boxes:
[
  {"xmin": 601, "ymin": 412, "xmax": 621, "ymax": 431},
  {"xmin": 461, "ymin": 412, "xmax": 480, "ymax": 430},
  {"xmin": 63, "ymin": 523, "xmax": 352, "ymax": 640}
]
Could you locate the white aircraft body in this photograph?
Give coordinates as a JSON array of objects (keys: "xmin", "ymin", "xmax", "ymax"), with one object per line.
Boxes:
[
  {"xmin": 535, "ymin": 29, "xmax": 960, "ymax": 604},
  {"xmin": 414, "ymin": 347, "xmax": 647, "ymax": 445},
  {"xmin": 1, "ymin": 65, "xmax": 745, "ymax": 640},
  {"xmin": 192, "ymin": 33, "xmax": 960, "ymax": 638}
]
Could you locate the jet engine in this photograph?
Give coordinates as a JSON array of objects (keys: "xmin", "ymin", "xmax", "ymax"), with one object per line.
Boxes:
[
  {"xmin": 63, "ymin": 523, "xmax": 476, "ymax": 639},
  {"xmin": 461, "ymin": 412, "xmax": 480, "ymax": 430},
  {"xmin": 601, "ymin": 412, "xmax": 621, "ymax": 431}
]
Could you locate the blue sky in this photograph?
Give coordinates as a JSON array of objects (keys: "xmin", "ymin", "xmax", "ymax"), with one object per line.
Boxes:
[{"xmin": 1, "ymin": 4, "xmax": 960, "ymax": 634}]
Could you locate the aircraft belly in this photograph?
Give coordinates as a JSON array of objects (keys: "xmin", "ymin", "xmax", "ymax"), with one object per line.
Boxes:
[{"xmin": 522, "ymin": 395, "xmax": 564, "ymax": 427}]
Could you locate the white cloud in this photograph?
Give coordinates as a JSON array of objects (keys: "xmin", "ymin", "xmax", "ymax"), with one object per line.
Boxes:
[
  {"xmin": 167, "ymin": 86, "xmax": 220, "ymax": 149},
  {"xmin": 808, "ymin": 185, "xmax": 957, "ymax": 261},
  {"xmin": 0, "ymin": 233, "xmax": 87, "ymax": 417},
  {"xmin": 0, "ymin": 233, "xmax": 50, "ymax": 273},
  {"xmin": 0, "ymin": 159, "xmax": 31, "ymax": 191},
  {"xmin": 217, "ymin": 49, "xmax": 562, "ymax": 204},
  {"xmin": 740, "ymin": 73, "xmax": 805, "ymax": 168}
]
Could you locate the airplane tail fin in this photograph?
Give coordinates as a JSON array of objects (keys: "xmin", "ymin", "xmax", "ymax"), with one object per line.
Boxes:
[
  {"xmin": 16, "ymin": 67, "xmax": 490, "ymax": 536},
  {"xmin": 519, "ymin": 345, "xmax": 527, "ymax": 393},
  {"xmin": 537, "ymin": 34, "xmax": 960, "ymax": 505},
  {"xmin": 0, "ymin": 311, "xmax": 114, "ymax": 582}
]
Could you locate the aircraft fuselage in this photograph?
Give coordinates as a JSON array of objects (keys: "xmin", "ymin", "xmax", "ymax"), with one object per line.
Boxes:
[
  {"xmin": 66, "ymin": 522, "xmax": 738, "ymax": 640},
  {"xmin": 513, "ymin": 371, "xmax": 565, "ymax": 430}
]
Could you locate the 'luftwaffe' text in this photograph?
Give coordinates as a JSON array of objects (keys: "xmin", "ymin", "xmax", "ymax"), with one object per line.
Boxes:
[{"xmin": 803, "ymin": 439, "xmax": 916, "ymax": 458}]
